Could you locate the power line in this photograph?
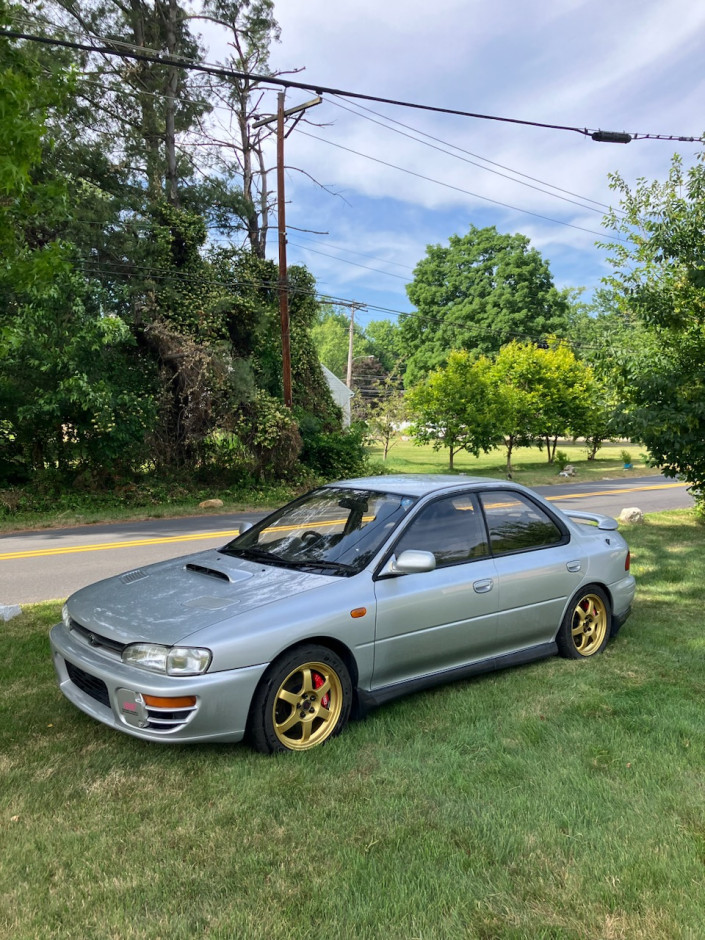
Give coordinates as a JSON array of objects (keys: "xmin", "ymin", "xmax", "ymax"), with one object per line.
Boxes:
[
  {"xmin": 294, "ymin": 128, "xmax": 620, "ymax": 241},
  {"xmin": 327, "ymin": 96, "xmax": 619, "ymax": 218},
  {"xmin": 288, "ymin": 241, "xmax": 410, "ymax": 280},
  {"xmin": 2, "ymin": 27, "xmax": 701, "ymax": 143}
]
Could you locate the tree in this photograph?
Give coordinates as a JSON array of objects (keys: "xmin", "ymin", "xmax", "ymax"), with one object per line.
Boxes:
[
  {"xmin": 311, "ymin": 307, "xmax": 374, "ymax": 379},
  {"xmin": 484, "ymin": 345, "xmax": 543, "ymax": 473},
  {"xmin": 407, "ymin": 351, "xmax": 503, "ymax": 470},
  {"xmin": 185, "ymin": 0, "xmax": 282, "ymax": 256},
  {"xmin": 365, "ymin": 318, "xmax": 404, "ymax": 373},
  {"xmin": 364, "ymin": 371, "xmax": 406, "ymax": 460},
  {"xmin": 601, "ymin": 152, "xmax": 705, "ymax": 499},
  {"xmin": 0, "ymin": 14, "xmax": 155, "ymax": 479},
  {"xmin": 530, "ymin": 341, "xmax": 597, "ymax": 463},
  {"xmin": 402, "ymin": 225, "xmax": 570, "ymax": 385},
  {"xmin": 1, "ymin": 3, "xmax": 347, "ymax": 487}
]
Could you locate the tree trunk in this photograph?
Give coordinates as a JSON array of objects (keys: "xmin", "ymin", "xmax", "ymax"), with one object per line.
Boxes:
[
  {"xmin": 163, "ymin": 0, "xmax": 180, "ymax": 206},
  {"xmin": 505, "ymin": 436, "xmax": 514, "ymax": 473},
  {"xmin": 130, "ymin": 0, "xmax": 162, "ymax": 200}
]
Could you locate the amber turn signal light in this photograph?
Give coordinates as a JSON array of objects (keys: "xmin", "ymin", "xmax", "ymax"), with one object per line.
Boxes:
[{"xmin": 142, "ymin": 694, "xmax": 197, "ymax": 709}]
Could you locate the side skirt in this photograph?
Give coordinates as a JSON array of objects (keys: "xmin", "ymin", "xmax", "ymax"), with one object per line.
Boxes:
[{"xmin": 354, "ymin": 641, "xmax": 558, "ymax": 718}]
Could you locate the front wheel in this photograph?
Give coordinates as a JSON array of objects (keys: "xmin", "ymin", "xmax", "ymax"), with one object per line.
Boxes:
[
  {"xmin": 557, "ymin": 585, "xmax": 611, "ymax": 659},
  {"xmin": 248, "ymin": 644, "xmax": 352, "ymax": 754}
]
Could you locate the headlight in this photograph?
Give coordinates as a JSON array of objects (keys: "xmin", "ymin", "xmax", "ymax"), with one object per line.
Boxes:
[
  {"xmin": 62, "ymin": 604, "xmax": 71, "ymax": 628},
  {"xmin": 122, "ymin": 643, "xmax": 212, "ymax": 676}
]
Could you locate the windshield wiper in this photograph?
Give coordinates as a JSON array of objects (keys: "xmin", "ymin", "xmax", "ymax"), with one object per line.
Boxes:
[
  {"xmin": 219, "ymin": 546, "xmax": 289, "ymax": 566},
  {"xmin": 289, "ymin": 559, "xmax": 355, "ymax": 574}
]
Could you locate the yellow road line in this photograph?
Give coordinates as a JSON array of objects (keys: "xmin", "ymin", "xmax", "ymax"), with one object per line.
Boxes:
[
  {"xmin": 0, "ymin": 482, "xmax": 690, "ymax": 562},
  {"xmin": 544, "ymin": 481, "xmax": 688, "ymax": 502},
  {"xmin": 0, "ymin": 529, "xmax": 241, "ymax": 561}
]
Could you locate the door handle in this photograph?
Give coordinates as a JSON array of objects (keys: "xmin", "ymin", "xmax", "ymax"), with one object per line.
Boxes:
[
  {"xmin": 566, "ymin": 560, "xmax": 582, "ymax": 572},
  {"xmin": 473, "ymin": 579, "xmax": 494, "ymax": 594}
]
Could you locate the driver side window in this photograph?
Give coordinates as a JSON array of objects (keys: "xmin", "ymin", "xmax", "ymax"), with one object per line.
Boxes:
[{"xmin": 394, "ymin": 494, "xmax": 489, "ymax": 568}]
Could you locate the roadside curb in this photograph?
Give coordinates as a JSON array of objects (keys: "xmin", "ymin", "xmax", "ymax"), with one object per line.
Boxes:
[{"xmin": 1, "ymin": 604, "xmax": 22, "ymax": 621}]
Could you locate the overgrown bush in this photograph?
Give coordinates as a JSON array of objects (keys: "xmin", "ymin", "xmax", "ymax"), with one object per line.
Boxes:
[
  {"xmin": 236, "ymin": 391, "xmax": 303, "ymax": 481},
  {"xmin": 298, "ymin": 419, "xmax": 368, "ymax": 480}
]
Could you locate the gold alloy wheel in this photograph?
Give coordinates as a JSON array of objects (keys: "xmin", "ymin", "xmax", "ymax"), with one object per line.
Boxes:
[
  {"xmin": 571, "ymin": 593, "xmax": 609, "ymax": 656},
  {"xmin": 272, "ymin": 661, "xmax": 344, "ymax": 751}
]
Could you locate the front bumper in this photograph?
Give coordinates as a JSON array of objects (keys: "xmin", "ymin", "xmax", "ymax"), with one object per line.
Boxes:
[{"xmin": 50, "ymin": 621, "xmax": 268, "ymax": 744}]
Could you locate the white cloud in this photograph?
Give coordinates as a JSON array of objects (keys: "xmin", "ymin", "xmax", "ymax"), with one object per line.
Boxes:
[{"xmin": 199, "ymin": 0, "xmax": 705, "ymax": 311}]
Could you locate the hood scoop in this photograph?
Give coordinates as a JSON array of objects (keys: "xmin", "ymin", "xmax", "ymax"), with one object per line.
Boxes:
[
  {"xmin": 186, "ymin": 562, "xmax": 231, "ymax": 582},
  {"xmin": 185, "ymin": 562, "xmax": 254, "ymax": 584}
]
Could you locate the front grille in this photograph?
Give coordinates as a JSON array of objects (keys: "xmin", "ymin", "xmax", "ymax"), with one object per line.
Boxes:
[
  {"xmin": 69, "ymin": 620, "xmax": 126, "ymax": 655},
  {"xmin": 66, "ymin": 660, "xmax": 110, "ymax": 709}
]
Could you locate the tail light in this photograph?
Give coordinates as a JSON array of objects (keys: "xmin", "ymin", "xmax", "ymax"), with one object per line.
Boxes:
[{"xmin": 625, "ymin": 550, "xmax": 631, "ymax": 572}]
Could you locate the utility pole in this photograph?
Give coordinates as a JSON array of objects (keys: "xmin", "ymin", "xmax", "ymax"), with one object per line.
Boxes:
[
  {"xmin": 345, "ymin": 302, "xmax": 365, "ymax": 388},
  {"xmin": 252, "ymin": 94, "xmax": 322, "ymax": 409},
  {"xmin": 275, "ymin": 93, "xmax": 292, "ymax": 408}
]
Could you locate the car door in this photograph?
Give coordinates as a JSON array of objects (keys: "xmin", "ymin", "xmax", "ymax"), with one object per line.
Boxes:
[
  {"xmin": 478, "ymin": 490, "xmax": 583, "ymax": 654},
  {"xmin": 371, "ymin": 493, "xmax": 499, "ymax": 688}
]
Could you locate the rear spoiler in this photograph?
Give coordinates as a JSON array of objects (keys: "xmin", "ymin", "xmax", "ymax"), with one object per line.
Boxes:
[{"xmin": 565, "ymin": 509, "xmax": 619, "ymax": 531}]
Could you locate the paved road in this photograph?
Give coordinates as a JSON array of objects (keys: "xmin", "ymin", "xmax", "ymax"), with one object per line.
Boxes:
[{"xmin": 0, "ymin": 475, "xmax": 693, "ymax": 606}]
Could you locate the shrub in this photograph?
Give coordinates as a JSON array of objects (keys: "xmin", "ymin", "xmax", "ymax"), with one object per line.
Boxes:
[{"xmin": 299, "ymin": 419, "xmax": 368, "ymax": 480}]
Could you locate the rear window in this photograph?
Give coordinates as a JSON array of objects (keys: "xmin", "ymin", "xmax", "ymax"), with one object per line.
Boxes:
[{"xmin": 480, "ymin": 492, "xmax": 565, "ymax": 554}]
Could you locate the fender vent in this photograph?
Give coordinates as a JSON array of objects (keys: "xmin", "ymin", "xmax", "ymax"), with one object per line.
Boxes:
[{"xmin": 121, "ymin": 569, "xmax": 148, "ymax": 584}]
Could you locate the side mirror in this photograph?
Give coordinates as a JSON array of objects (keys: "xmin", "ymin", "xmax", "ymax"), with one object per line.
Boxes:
[
  {"xmin": 238, "ymin": 521, "xmax": 253, "ymax": 535},
  {"xmin": 390, "ymin": 549, "xmax": 436, "ymax": 575}
]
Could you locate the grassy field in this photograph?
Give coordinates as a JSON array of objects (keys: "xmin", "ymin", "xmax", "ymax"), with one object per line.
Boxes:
[
  {"xmin": 367, "ymin": 439, "xmax": 655, "ymax": 488},
  {"xmin": 2, "ymin": 511, "xmax": 704, "ymax": 938}
]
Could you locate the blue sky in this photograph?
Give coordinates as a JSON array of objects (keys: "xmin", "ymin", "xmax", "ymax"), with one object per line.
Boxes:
[{"xmin": 200, "ymin": 0, "xmax": 705, "ymax": 333}]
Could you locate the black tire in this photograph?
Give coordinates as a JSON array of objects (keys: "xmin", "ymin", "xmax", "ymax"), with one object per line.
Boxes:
[
  {"xmin": 248, "ymin": 644, "xmax": 352, "ymax": 754},
  {"xmin": 557, "ymin": 585, "xmax": 611, "ymax": 659}
]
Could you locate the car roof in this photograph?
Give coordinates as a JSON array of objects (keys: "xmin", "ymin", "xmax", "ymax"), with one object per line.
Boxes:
[{"xmin": 330, "ymin": 474, "xmax": 508, "ymax": 498}]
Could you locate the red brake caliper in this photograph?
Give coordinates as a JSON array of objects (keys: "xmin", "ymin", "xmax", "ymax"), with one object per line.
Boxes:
[{"xmin": 313, "ymin": 671, "xmax": 330, "ymax": 709}]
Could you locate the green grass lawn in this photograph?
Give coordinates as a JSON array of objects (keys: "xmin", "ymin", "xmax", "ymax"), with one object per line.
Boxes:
[
  {"xmin": 368, "ymin": 438, "xmax": 655, "ymax": 487},
  {"xmin": 2, "ymin": 511, "xmax": 704, "ymax": 938}
]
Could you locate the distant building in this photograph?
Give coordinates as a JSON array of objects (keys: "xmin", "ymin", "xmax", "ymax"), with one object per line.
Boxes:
[{"xmin": 321, "ymin": 365, "xmax": 354, "ymax": 427}]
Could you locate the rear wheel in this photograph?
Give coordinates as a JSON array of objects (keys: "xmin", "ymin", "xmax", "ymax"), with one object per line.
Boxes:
[
  {"xmin": 248, "ymin": 644, "xmax": 352, "ymax": 753},
  {"xmin": 557, "ymin": 585, "xmax": 611, "ymax": 659}
]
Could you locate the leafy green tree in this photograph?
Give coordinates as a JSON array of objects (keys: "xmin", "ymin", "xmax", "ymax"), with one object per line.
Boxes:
[
  {"xmin": 364, "ymin": 371, "xmax": 406, "ymax": 460},
  {"xmin": 531, "ymin": 340, "xmax": 597, "ymax": 463},
  {"xmin": 365, "ymin": 319, "xmax": 404, "ymax": 373},
  {"xmin": 487, "ymin": 340, "xmax": 600, "ymax": 470},
  {"xmin": 407, "ymin": 351, "xmax": 503, "ymax": 470},
  {"xmin": 402, "ymin": 225, "xmax": 570, "ymax": 385},
  {"xmin": 311, "ymin": 307, "xmax": 374, "ymax": 379},
  {"xmin": 486, "ymin": 344, "xmax": 544, "ymax": 473},
  {"xmin": 601, "ymin": 153, "xmax": 705, "ymax": 498}
]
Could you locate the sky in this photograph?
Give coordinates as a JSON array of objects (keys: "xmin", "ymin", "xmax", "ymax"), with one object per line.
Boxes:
[{"xmin": 201, "ymin": 0, "xmax": 705, "ymax": 331}]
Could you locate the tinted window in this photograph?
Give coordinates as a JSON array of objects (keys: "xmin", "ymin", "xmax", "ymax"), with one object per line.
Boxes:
[
  {"xmin": 479, "ymin": 492, "xmax": 564, "ymax": 554},
  {"xmin": 393, "ymin": 493, "xmax": 489, "ymax": 568}
]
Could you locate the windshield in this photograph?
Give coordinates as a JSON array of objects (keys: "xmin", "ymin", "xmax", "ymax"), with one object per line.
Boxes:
[{"xmin": 220, "ymin": 487, "xmax": 417, "ymax": 575}]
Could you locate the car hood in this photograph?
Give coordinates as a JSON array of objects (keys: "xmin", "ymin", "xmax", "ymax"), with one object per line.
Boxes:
[{"xmin": 66, "ymin": 549, "xmax": 330, "ymax": 646}]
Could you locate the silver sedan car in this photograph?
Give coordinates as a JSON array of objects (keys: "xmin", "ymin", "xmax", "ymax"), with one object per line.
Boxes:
[{"xmin": 50, "ymin": 475, "xmax": 635, "ymax": 753}]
